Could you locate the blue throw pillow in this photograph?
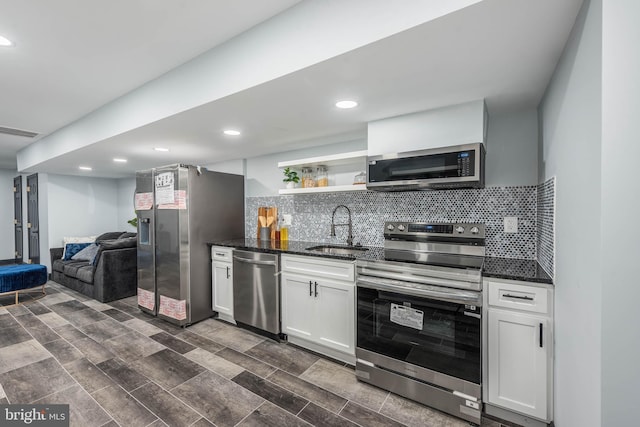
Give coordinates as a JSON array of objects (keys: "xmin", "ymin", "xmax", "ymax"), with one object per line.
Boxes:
[
  {"xmin": 63, "ymin": 242, "xmax": 92, "ymax": 260},
  {"xmin": 71, "ymin": 243, "xmax": 100, "ymax": 264}
]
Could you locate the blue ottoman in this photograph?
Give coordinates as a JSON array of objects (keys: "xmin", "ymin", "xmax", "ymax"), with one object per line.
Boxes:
[{"xmin": 0, "ymin": 264, "xmax": 48, "ymax": 306}]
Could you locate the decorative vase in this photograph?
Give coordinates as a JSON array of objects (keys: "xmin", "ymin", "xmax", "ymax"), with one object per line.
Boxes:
[{"xmin": 286, "ymin": 182, "xmax": 295, "ymax": 189}]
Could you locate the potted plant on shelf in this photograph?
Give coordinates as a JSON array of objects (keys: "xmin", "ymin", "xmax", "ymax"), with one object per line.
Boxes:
[{"xmin": 282, "ymin": 167, "xmax": 300, "ymax": 189}]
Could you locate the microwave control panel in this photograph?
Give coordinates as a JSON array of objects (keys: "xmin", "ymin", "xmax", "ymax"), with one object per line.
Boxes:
[{"xmin": 457, "ymin": 151, "xmax": 473, "ymax": 176}]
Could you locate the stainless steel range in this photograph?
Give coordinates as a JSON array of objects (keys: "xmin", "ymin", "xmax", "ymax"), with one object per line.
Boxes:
[{"xmin": 356, "ymin": 221, "xmax": 485, "ymax": 425}]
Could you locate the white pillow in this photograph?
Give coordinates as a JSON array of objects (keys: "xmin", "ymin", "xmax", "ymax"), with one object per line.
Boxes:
[{"xmin": 61, "ymin": 235, "xmax": 96, "ymax": 259}]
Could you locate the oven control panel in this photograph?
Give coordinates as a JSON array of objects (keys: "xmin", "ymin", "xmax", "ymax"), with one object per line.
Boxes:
[{"xmin": 384, "ymin": 222, "xmax": 485, "ymax": 239}]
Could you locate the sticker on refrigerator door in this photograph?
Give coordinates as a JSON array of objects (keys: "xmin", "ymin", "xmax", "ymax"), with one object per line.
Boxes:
[
  {"xmin": 159, "ymin": 295, "xmax": 187, "ymax": 320},
  {"xmin": 134, "ymin": 192, "xmax": 153, "ymax": 210},
  {"xmin": 137, "ymin": 288, "xmax": 155, "ymax": 310},
  {"xmin": 390, "ymin": 303, "xmax": 424, "ymax": 330},
  {"xmin": 155, "ymin": 172, "xmax": 175, "ymax": 205},
  {"xmin": 157, "ymin": 190, "xmax": 187, "ymax": 210}
]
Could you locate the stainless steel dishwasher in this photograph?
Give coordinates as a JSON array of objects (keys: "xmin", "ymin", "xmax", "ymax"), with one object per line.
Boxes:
[{"xmin": 232, "ymin": 250, "xmax": 280, "ymax": 335}]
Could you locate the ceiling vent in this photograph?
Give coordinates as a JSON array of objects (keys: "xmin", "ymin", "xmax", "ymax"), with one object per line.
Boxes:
[{"xmin": 0, "ymin": 126, "xmax": 39, "ymax": 138}]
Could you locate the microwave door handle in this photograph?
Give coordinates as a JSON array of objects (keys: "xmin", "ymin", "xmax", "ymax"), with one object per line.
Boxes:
[{"xmin": 357, "ymin": 276, "xmax": 481, "ymax": 306}]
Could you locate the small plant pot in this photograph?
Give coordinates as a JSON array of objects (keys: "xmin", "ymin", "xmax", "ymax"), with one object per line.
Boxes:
[{"xmin": 286, "ymin": 182, "xmax": 296, "ymax": 189}]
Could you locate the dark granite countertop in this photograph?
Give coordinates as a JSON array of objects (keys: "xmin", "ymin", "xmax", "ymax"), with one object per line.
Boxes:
[
  {"xmin": 483, "ymin": 257, "xmax": 553, "ymax": 284},
  {"xmin": 209, "ymin": 238, "xmax": 386, "ymax": 262},
  {"xmin": 210, "ymin": 240, "xmax": 553, "ymax": 284}
]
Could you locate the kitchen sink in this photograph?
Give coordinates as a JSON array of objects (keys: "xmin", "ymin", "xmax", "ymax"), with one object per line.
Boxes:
[{"xmin": 305, "ymin": 245, "xmax": 369, "ymax": 256}]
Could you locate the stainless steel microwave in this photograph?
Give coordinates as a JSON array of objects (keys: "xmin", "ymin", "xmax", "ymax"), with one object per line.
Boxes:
[{"xmin": 366, "ymin": 143, "xmax": 485, "ymax": 191}]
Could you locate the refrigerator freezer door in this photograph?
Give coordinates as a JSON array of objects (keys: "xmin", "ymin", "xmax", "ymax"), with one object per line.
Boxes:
[{"xmin": 136, "ymin": 169, "xmax": 156, "ymax": 315}]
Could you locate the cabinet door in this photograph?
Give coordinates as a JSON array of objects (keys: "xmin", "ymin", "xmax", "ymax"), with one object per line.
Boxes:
[
  {"xmin": 314, "ymin": 279, "xmax": 355, "ymax": 355},
  {"xmin": 212, "ymin": 261, "xmax": 233, "ymax": 317},
  {"xmin": 488, "ymin": 309, "xmax": 548, "ymax": 420},
  {"xmin": 281, "ymin": 274, "xmax": 314, "ymax": 339}
]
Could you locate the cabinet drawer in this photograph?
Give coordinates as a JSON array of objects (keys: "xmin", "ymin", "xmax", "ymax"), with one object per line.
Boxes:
[
  {"xmin": 211, "ymin": 246, "xmax": 233, "ymax": 262},
  {"xmin": 281, "ymin": 254, "xmax": 355, "ymax": 282},
  {"xmin": 487, "ymin": 280, "xmax": 550, "ymax": 314}
]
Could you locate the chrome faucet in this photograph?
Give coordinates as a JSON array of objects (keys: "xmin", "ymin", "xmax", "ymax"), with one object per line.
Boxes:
[{"xmin": 331, "ymin": 205, "xmax": 353, "ymax": 246}]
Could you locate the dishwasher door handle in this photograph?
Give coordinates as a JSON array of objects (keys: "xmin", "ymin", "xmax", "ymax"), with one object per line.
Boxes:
[{"xmin": 233, "ymin": 256, "xmax": 277, "ymax": 267}]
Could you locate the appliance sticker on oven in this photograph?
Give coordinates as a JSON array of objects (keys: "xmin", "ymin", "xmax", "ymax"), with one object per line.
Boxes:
[{"xmin": 390, "ymin": 303, "xmax": 424, "ymax": 330}]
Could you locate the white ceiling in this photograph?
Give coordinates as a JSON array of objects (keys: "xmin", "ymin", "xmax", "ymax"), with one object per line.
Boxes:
[
  {"xmin": 0, "ymin": 0, "xmax": 300, "ymax": 169},
  {"xmin": 2, "ymin": 0, "xmax": 584, "ymax": 176}
]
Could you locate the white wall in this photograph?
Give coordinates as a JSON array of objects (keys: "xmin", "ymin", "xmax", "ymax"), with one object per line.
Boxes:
[
  {"xmin": 367, "ymin": 100, "xmax": 487, "ymax": 155},
  {"xmin": 116, "ymin": 177, "xmax": 137, "ymax": 231},
  {"xmin": 485, "ymin": 108, "xmax": 538, "ymax": 187},
  {"xmin": 238, "ymin": 108, "xmax": 538, "ymax": 197},
  {"xmin": 601, "ymin": 1, "xmax": 640, "ymax": 425},
  {"xmin": 538, "ymin": 1, "xmax": 602, "ymax": 425},
  {"xmin": 0, "ymin": 169, "xmax": 18, "ymax": 259},
  {"xmin": 245, "ymin": 139, "xmax": 367, "ymax": 197},
  {"xmin": 205, "ymin": 159, "xmax": 245, "ymax": 176},
  {"xmin": 37, "ymin": 174, "xmax": 50, "ymax": 270},
  {"xmin": 46, "ymin": 174, "xmax": 120, "ymax": 248}
]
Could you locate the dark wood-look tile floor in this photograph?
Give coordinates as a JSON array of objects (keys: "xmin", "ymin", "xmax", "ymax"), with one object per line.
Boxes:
[{"xmin": 0, "ymin": 282, "xmax": 503, "ymax": 427}]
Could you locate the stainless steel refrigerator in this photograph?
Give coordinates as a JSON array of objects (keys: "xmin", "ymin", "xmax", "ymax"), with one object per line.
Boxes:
[{"xmin": 135, "ymin": 164, "xmax": 244, "ymax": 326}]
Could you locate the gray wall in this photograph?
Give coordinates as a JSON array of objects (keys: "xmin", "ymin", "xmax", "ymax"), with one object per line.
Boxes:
[
  {"xmin": 601, "ymin": 1, "xmax": 640, "ymax": 425},
  {"xmin": 539, "ymin": 0, "xmax": 602, "ymax": 425},
  {"xmin": 0, "ymin": 169, "xmax": 17, "ymax": 259}
]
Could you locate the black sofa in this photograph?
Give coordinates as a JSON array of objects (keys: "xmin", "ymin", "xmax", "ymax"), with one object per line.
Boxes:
[{"xmin": 50, "ymin": 232, "xmax": 137, "ymax": 302}]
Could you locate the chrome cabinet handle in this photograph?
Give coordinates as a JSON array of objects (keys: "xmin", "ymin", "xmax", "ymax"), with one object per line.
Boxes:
[
  {"xmin": 503, "ymin": 293, "xmax": 534, "ymax": 301},
  {"xmin": 226, "ymin": 266, "xmax": 230, "ymax": 279}
]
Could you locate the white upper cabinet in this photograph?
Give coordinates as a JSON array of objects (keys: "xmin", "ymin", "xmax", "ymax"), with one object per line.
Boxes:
[{"xmin": 367, "ymin": 99, "xmax": 488, "ymax": 156}]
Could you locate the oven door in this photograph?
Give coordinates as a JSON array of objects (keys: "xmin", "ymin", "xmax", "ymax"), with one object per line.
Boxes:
[{"xmin": 356, "ymin": 275, "xmax": 482, "ymax": 396}]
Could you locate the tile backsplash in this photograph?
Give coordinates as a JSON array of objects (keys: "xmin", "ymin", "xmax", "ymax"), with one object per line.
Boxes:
[
  {"xmin": 246, "ymin": 185, "xmax": 548, "ymax": 260},
  {"xmin": 536, "ymin": 177, "xmax": 555, "ymax": 278}
]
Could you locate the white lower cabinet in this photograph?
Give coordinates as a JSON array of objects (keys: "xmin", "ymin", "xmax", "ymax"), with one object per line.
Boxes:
[
  {"xmin": 484, "ymin": 278, "xmax": 554, "ymax": 424},
  {"xmin": 281, "ymin": 254, "xmax": 355, "ymax": 364},
  {"xmin": 211, "ymin": 246, "xmax": 235, "ymax": 323},
  {"xmin": 281, "ymin": 274, "xmax": 314, "ymax": 339}
]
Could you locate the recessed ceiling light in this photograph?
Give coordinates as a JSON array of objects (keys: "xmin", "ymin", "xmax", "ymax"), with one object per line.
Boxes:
[
  {"xmin": 0, "ymin": 36, "xmax": 13, "ymax": 47},
  {"xmin": 154, "ymin": 147, "xmax": 169, "ymax": 152},
  {"xmin": 113, "ymin": 158, "xmax": 127, "ymax": 163},
  {"xmin": 223, "ymin": 129, "xmax": 241, "ymax": 136},
  {"xmin": 79, "ymin": 166, "xmax": 92, "ymax": 171},
  {"xmin": 335, "ymin": 100, "xmax": 358, "ymax": 109}
]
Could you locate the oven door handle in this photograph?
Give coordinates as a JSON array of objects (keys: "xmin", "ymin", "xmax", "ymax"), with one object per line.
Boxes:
[{"xmin": 357, "ymin": 276, "xmax": 482, "ymax": 306}]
